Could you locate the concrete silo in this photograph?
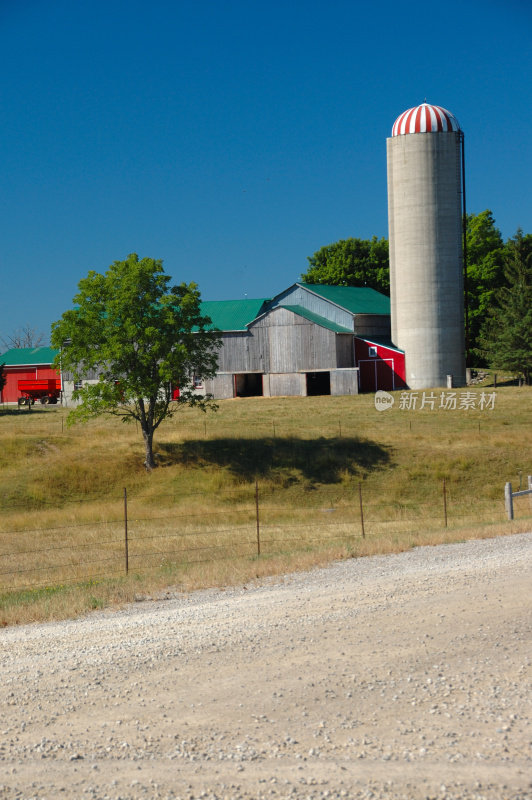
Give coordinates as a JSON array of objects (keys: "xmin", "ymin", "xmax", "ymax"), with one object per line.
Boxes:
[{"xmin": 387, "ymin": 103, "xmax": 466, "ymax": 389}]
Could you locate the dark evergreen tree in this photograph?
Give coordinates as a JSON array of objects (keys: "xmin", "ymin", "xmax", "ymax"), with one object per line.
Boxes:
[{"xmin": 477, "ymin": 230, "xmax": 532, "ymax": 384}]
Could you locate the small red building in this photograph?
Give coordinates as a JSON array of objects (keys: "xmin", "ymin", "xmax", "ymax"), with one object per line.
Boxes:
[
  {"xmin": 0, "ymin": 347, "xmax": 61, "ymax": 404},
  {"xmin": 355, "ymin": 337, "xmax": 406, "ymax": 392}
]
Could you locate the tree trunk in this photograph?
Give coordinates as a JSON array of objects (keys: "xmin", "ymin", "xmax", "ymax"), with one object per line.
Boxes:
[{"xmin": 142, "ymin": 425, "xmax": 156, "ymax": 471}]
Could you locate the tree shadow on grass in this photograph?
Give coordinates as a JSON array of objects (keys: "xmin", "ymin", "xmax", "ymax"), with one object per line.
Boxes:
[{"xmin": 157, "ymin": 436, "xmax": 391, "ymax": 485}]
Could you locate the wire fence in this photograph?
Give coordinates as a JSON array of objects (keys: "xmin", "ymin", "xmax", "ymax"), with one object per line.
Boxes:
[
  {"xmin": 0, "ymin": 404, "xmax": 510, "ymax": 440},
  {"xmin": 1, "ymin": 480, "xmax": 530, "ymax": 595}
]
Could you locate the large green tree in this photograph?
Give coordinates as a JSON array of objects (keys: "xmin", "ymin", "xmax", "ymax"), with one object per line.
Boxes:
[
  {"xmin": 301, "ymin": 236, "xmax": 390, "ymax": 293},
  {"xmin": 477, "ymin": 230, "xmax": 532, "ymax": 384},
  {"xmin": 300, "ymin": 213, "xmax": 514, "ymax": 363},
  {"xmin": 51, "ymin": 254, "xmax": 220, "ymax": 470}
]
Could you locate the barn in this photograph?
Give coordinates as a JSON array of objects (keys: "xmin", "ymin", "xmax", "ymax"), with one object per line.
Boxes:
[
  {"xmin": 202, "ymin": 282, "xmax": 405, "ymax": 398},
  {"xmin": 58, "ymin": 282, "xmax": 403, "ymax": 401},
  {"xmin": 0, "ymin": 347, "xmax": 61, "ymax": 404},
  {"xmin": 2, "ymin": 284, "xmax": 403, "ymax": 404}
]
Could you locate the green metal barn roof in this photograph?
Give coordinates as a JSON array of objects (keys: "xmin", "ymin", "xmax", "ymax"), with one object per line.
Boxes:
[
  {"xmin": 200, "ymin": 298, "xmax": 271, "ymax": 331},
  {"xmin": 0, "ymin": 347, "xmax": 58, "ymax": 366},
  {"xmin": 279, "ymin": 305, "xmax": 353, "ymax": 334},
  {"xmin": 298, "ymin": 283, "xmax": 391, "ymax": 315}
]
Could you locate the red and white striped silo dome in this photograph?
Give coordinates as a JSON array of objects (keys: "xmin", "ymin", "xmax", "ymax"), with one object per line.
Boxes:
[{"xmin": 392, "ymin": 103, "xmax": 461, "ymax": 136}]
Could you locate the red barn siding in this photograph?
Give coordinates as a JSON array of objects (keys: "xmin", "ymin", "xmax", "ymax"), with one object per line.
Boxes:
[{"xmin": 355, "ymin": 338, "xmax": 406, "ymax": 392}]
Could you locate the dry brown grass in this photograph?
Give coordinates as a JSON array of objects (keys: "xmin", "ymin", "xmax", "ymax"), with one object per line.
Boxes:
[
  {"xmin": 0, "ymin": 386, "xmax": 531, "ymax": 626},
  {"xmin": 1, "ymin": 518, "xmax": 529, "ymax": 628}
]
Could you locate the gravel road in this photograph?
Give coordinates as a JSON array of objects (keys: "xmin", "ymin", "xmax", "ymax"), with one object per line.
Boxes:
[{"xmin": 1, "ymin": 533, "xmax": 531, "ymax": 800}]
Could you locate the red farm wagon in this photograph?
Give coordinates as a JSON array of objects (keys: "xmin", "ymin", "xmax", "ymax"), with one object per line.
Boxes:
[{"xmin": 16, "ymin": 378, "xmax": 62, "ymax": 406}]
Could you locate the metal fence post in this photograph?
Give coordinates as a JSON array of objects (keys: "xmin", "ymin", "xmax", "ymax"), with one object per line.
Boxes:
[
  {"xmin": 359, "ymin": 482, "xmax": 365, "ymax": 538},
  {"xmin": 529, "ymin": 476, "xmax": 532, "ymax": 513},
  {"xmin": 504, "ymin": 482, "xmax": 513, "ymax": 521},
  {"xmin": 255, "ymin": 480, "xmax": 261, "ymax": 556},
  {"xmin": 124, "ymin": 487, "xmax": 129, "ymax": 574},
  {"xmin": 443, "ymin": 478, "xmax": 448, "ymax": 527}
]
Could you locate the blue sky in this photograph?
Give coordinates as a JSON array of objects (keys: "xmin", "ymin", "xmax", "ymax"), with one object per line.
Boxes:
[{"xmin": 1, "ymin": 0, "xmax": 531, "ymax": 345}]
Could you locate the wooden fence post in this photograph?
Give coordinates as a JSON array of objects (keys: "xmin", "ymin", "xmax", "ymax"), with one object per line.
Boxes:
[
  {"xmin": 504, "ymin": 482, "xmax": 513, "ymax": 521},
  {"xmin": 255, "ymin": 480, "xmax": 261, "ymax": 556},
  {"xmin": 124, "ymin": 487, "xmax": 129, "ymax": 574}
]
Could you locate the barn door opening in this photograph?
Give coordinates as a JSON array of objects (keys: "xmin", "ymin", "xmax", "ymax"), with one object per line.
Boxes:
[
  {"xmin": 305, "ymin": 372, "xmax": 331, "ymax": 396},
  {"xmin": 234, "ymin": 373, "xmax": 263, "ymax": 397}
]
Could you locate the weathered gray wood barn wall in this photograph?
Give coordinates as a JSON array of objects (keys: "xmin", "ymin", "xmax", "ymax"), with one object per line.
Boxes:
[
  {"xmin": 205, "ymin": 304, "xmax": 359, "ymax": 398},
  {"xmin": 202, "ymin": 283, "xmax": 397, "ymax": 398},
  {"xmin": 250, "ymin": 307, "xmax": 353, "ymax": 373},
  {"xmin": 270, "ymin": 286, "xmax": 356, "ymax": 329}
]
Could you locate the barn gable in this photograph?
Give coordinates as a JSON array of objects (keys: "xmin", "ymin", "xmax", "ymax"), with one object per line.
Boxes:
[{"xmin": 248, "ymin": 305, "xmax": 354, "ymax": 374}]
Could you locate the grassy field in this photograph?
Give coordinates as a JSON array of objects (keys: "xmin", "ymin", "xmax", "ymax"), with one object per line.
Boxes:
[{"xmin": 1, "ymin": 384, "xmax": 531, "ymax": 625}]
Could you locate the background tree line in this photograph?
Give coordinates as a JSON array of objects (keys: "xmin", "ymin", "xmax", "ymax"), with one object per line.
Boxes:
[
  {"xmin": 0, "ymin": 325, "xmax": 46, "ymax": 351},
  {"xmin": 301, "ymin": 211, "xmax": 532, "ymax": 383}
]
